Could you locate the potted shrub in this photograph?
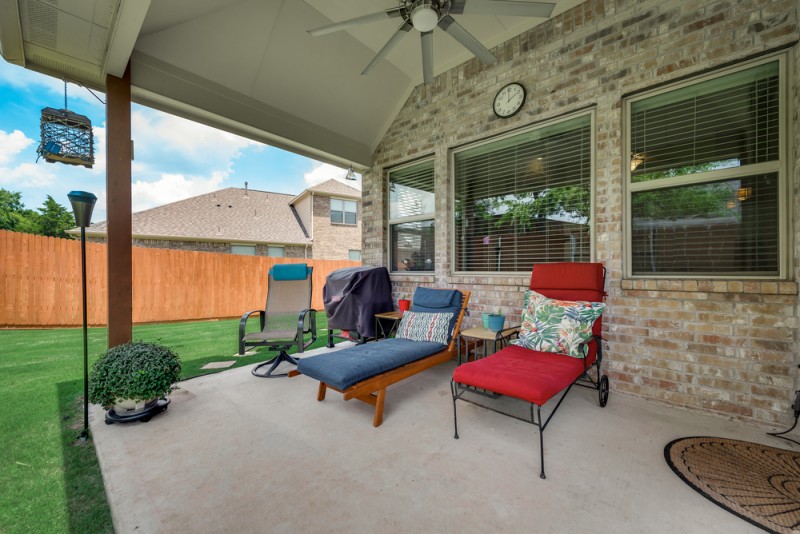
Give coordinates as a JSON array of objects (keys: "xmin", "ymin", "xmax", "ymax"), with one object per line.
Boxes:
[
  {"xmin": 398, "ymin": 294, "xmax": 411, "ymax": 312},
  {"xmin": 89, "ymin": 341, "xmax": 182, "ymax": 423},
  {"xmin": 487, "ymin": 309, "xmax": 505, "ymax": 332}
]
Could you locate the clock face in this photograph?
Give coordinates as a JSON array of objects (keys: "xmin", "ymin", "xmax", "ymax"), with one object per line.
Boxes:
[{"xmin": 493, "ymin": 82, "xmax": 526, "ymax": 118}]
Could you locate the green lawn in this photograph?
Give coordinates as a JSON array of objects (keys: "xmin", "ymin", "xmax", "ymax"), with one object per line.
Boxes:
[{"xmin": 0, "ymin": 317, "xmax": 329, "ymax": 533}]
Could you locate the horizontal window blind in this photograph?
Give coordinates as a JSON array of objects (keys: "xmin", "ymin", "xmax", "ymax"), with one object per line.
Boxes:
[
  {"xmin": 631, "ymin": 174, "xmax": 778, "ymax": 275},
  {"xmin": 390, "ymin": 160, "xmax": 435, "ymax": 219},
  {"xmin": 454, "ymin": 114, "xmax": 591, "ymax": 272},
  {"xmin": 389, "ymin": 160, "xmax": 435, "ymax": 272},
  {"xmin": 631, "ymin": 61, "xmax": 779, "ymax": 181}
]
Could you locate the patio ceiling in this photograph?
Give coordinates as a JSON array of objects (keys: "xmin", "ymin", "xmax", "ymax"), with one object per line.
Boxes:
[{"xmin": 0, "ymin": 0, "xmax": 583, "ymax": 168}]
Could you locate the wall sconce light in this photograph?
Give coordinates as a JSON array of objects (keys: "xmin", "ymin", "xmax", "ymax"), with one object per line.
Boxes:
[
  {"xmin": 737, "ymin": 186, "xmax": 752, "ymax": 202},
  {"xmin": 630, "ymin": 153, "xmax": 646, "ymax": 172}
]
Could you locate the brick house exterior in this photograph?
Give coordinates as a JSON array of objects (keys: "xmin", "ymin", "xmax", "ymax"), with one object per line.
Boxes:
[
  {"xmin": 80, "ymin": 179, "xmax": 361, "ymax": 260},
  {"xmin": 362, "ymin": 0, "xmax": 800, "ymax": 427}
]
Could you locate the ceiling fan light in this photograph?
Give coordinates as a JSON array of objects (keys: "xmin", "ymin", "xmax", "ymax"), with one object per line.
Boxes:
[{"xmin": 410, "ymin": 3, "xmax": 439, "ymax": 32}]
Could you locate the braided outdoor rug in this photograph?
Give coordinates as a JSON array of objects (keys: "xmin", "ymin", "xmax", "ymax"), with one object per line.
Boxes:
[{"xmin": 665, "ymin": 437, "xmax": 800, "ymax": 534}]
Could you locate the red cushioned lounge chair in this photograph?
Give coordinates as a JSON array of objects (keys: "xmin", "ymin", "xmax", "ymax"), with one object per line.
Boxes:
[{"xmin": 451, "ymin": 262, "xmax": 608, "ymax": 479}]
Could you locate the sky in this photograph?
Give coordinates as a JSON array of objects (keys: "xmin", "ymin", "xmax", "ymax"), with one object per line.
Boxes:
[{"xmin": 0, "ymin": 60, "xmax": 361, "ymax": 222}]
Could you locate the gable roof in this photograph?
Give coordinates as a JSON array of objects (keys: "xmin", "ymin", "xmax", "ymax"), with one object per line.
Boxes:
[
  {"xmin": 84, "ymin": 187, "xmax": 311, "ymax": 245},
  {"xmin": 291, "ymin": 178, "xmax": 361, "ymax": 205}
]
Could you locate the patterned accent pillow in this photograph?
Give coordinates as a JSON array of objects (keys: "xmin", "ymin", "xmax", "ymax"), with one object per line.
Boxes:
[
  {"xmin": 396, "ymin": 311, "xmax": 455, "ymax": 345},
  {"xmin": 512, "ymin": 290, "xmax": 605, "ymax": 358}
]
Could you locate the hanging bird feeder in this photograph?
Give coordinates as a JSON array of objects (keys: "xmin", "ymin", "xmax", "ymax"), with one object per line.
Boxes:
[{"xmin": 37, "ymin": 81, "xmax": 95, "ymax": 168}]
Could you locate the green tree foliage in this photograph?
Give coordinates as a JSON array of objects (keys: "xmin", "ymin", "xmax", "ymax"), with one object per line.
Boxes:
[{"xmin": 0, "ymin": 188, "xmax": 76, "ymax": 238}]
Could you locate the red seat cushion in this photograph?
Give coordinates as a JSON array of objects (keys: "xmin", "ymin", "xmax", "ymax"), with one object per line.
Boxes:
[{"xmin": 453, "ymin": 345, "xmax": 589, "ymax": 406}]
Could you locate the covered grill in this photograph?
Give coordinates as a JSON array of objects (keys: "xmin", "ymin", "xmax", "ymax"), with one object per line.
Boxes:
[{"xmin": 323, "ymin": 266, "xmax": 393, "ymax": 346}]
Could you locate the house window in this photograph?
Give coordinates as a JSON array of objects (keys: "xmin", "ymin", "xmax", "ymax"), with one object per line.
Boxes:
[
  {"xmin": 231, "ymin": 244, "xmax": 256, "ymax": 256},
  {"xmin": 331, "ymin": 198, "xmax": 357, "ymax": 225},
  {"xmin": 389, "ymin": 159, "xmax": 435, "ymax": 272},
  {"xmin": 625, "ymin": 56, "xmax": 785, "ymax": 277},
  {"xmin": 348, "ymin": 249, "xmax": 362, "ymax": 262},
  {"xmin": 267, "ymin": 246, "xmax": 285, "ymax": 258},
  {"xmin": 453, "ymin": 112, "xmax": 593, "ymax": 273}
]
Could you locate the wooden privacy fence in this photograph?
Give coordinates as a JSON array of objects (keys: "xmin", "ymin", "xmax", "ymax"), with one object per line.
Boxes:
[{"xmin": 0, "ymin": 230, "xmax": 360, "ymax": 327}]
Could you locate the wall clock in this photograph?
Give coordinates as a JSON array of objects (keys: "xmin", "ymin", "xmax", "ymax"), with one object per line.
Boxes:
[{"xmin": 493, "ymin": 82, "xmax": 526, "ymax": 118}]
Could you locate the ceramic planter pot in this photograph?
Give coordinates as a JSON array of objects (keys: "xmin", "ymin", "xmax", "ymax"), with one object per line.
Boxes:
[
  {"xmin": 487, "ymin": 314, "xmax": 505, "ymax": 332},
  {"xmin": 398, "ymin": 299, "xmax": 411, "ymax": 312}
]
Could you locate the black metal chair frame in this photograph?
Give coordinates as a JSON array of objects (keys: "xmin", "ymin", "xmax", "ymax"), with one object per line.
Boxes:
[
  {"xmin": 240, "ymin": 308, "xmax": 317, "ymax": 377},
  {"xmin": 451, "ymin": 337, "xmax": 608, "ymax": 479},
  {"xmin": 451, "ymin": 264, "xmax": 608, "ymax": 480}
]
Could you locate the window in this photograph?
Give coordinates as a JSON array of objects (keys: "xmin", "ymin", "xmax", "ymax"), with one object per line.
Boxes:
[
  {"xmin": 389, "ymin": 159, "xmax": 435, "ymax": 272},
  {"xmin": 453, "ymin": 112, "xmax": 593, "ymax": 273},
  {"xmin": 267, "ymin": 246, "xmax": 285, "ymax": 258},
  {"xmin": 348, "ymin": 249, "xmax": 362, "ymax": 261},
  {"xmin": 231, "ymin": 245, "xmax": 255, "ymax": 256},
  {"xmin": 625, "ymin": 56, "xmax": 785, "ymax": 277},
  {"xmin": 331, "ymin": 198, "xmax": 357, "ymax": 225}
]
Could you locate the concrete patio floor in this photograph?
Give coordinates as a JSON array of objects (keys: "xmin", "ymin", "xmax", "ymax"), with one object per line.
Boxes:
[{"xmin": 91, "ymin": 345, "xmax": 786, "ymax": 533}]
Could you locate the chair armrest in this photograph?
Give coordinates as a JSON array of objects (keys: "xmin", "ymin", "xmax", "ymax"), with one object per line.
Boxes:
[
  {"xmin": 239, "ymin": 309, "xmax": 265, "ymax": 336},
  {"xmin": 296, "ymin": 309, "xmax": 317, "ymax": 353}
]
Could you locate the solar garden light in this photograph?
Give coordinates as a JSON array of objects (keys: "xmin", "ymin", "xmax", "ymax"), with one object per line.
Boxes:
[{"xmin": 67, "ymin": 191, "xmax": 97, "ymax": 441}]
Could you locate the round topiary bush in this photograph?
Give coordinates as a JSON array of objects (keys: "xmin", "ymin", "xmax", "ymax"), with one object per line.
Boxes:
[{"xmin": 89, "ymin": 341, "xmax": 182, "ymax": 409}]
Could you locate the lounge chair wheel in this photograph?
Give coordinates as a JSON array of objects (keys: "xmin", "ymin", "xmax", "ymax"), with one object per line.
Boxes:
[{"xmin": 599, "ymin": 375, "xmax": 609, "ymax": 407}]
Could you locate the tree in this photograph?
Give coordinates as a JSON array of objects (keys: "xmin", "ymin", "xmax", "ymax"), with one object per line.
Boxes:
[
  {"xmin": 36, "ymin": 195, "xmax": 77, "ymax": 238},
  {"xmin": 0, "ymin": 189, "xmax": 24, "ymax": 230}
]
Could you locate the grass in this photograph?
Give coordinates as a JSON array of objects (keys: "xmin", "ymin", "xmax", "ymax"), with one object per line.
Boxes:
[{"xmin": 0, "ymin": 316, "xmax": 329, "ymax": 533}]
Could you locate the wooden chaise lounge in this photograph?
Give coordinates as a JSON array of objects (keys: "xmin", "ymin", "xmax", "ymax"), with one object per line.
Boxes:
[{"xmin": 294, "ymin": 287, "xmax": 470, "ymax": 427}]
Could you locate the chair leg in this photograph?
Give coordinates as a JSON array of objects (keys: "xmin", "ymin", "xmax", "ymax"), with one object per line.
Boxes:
[
  {"xmin": 317, "ymin": 382, "xmax": 327, "ymax": 401},
  {"xmin": 252, "ymin": 351, "xmax": 298, "ymax": 378},
  {"xmin": 536, "ymin": 404, "xmax": 546, "ymax": 479},
  {"xmin": 451, "ymin": 381, "xmax": 460, "ymax": 439},
  {"xmin": 373, "ymin": 388, "xmax": 386, "ymax": 427}
]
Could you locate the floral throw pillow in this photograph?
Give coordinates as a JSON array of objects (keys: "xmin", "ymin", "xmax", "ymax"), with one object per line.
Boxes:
[
  {"xmin": 396, "ymin": 311, "xmax": 454, "ymax": 345},
  {"xmin": 512, "ymin": 290, "xmax": 605, "ymax": 358}
]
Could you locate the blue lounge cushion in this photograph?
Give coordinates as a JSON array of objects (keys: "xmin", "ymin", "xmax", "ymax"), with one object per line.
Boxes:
[
  {"xmin": 271, "ymin": 263, "xmax": 311, "ymax": 281},
  {"xmin": 297, "ymin": 338, "xmax": 447, "ymax": 391}
]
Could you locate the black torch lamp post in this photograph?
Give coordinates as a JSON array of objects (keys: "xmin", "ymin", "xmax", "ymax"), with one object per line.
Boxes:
[{"xmin": 68, "ymin": 191, "xmax": 97, "ymax": 441}]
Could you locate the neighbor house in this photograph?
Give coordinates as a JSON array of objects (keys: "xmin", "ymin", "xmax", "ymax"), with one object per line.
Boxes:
[{"xmin": 77, "ymin": 179, "xmax": 362, "ymax": 261}]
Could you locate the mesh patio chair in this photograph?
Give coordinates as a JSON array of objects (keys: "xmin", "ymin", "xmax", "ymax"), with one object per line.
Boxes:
[{"xmin": 239, "ymin": 263, "xmax": 317, "ymax": 378}]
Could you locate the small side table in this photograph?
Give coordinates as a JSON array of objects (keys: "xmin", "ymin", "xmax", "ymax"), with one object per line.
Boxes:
[
  {"xmin": 374, "ymin": 311, "xmax": 404, "ymax": 340},
  {"xmin": 458, "ymin": 326, "xmax": 520, "ymax": 364}
]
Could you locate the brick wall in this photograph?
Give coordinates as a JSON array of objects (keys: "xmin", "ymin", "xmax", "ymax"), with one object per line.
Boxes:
[
  {"xmin": 362, "ymin": 0, "xmax": 800, "ymax": 425},
  {"xmin": 311, "ymin": 194, "xmax": 362, "ymax": 260}
]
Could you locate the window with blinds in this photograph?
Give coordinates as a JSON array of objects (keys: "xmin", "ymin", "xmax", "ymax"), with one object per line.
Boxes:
[
  {"xmin": 453, "ymin": 113, "xmax": 592, "ymax": 273},
  {"xmin": 331, "ymin": 198, "xmax": 357, "ymax": 225},
  {"xmin": 389, "ymin": 159, "xmax": 435, "ymax": 272},
  {"xmin": 626, "ymin": 57, "xmax": 783, "ymax": 276}
]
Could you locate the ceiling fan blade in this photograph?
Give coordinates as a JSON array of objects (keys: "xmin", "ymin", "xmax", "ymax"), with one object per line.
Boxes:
[
  {"xmin": 421, "ymin": 31, "xmax": 434, "ymax": 84},
  {"xmin": 451, "ymin": 0, "xmax": 556, "ymax": 18},
  {"xmin": 438, "ymin": 15, "xmax": 497, "ymax": 65},
  {"xmin": 309, "ymin": 7, "xmax": 402, "ymax": 37},
  {"xmin": 362, "ymin": 21, "xmax": 413, "ymax": 75}
]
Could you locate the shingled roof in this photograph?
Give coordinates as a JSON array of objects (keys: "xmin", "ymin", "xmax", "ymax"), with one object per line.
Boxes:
[
  {"xmin": 290, "ymin": 178, "xmax": 361, "ymax": 205},
  {"xmin": 84, "ymin": 187, "xmax": 311, "ymax": 245}
]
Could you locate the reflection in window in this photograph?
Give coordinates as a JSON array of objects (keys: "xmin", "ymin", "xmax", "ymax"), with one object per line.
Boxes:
[{"xmin": 453, "ymin": 113, "xmax": 592, "ymax": 273}]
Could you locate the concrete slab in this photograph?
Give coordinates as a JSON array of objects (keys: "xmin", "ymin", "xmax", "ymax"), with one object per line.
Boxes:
[
  {"xmin": 91, "ymin": 346, "xmax": 781, "ymax": 533},
  {"xmin": 200, "ymin": 361, "xmax": 236, "ymax": 370}
]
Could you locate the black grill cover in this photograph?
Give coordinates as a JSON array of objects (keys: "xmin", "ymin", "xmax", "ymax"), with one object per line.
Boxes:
[{"xmin": 323, "ymin": 266, "xmax": 393, "ymax": 339}]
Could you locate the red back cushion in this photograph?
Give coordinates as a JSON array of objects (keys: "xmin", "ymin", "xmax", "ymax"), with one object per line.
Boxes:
[{"xmin": 529, "ymin": 262, "xmax": 606, "ymax": 340}]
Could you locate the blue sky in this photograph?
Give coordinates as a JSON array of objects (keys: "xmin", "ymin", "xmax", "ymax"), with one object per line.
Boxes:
[{"xmin": 0, "ymin": 60, "xmax": 360, "ymax": 222}]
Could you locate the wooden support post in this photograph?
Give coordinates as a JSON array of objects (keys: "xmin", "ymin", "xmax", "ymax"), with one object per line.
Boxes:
[{"xmin": 105, "ymin": 65, "xmax": 133, "ymax": 348}]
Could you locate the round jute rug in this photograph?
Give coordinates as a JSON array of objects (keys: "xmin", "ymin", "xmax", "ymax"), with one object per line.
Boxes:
[{"xmin": 665, "ymin": 437, "xmax": 800, "ymax": 534}]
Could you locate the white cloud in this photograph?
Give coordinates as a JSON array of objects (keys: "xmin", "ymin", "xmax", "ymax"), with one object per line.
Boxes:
[
  {"xmin": 131, "ymin": 172, "xmax": 227, "ymax": 212},
  {"xmin": 304, "ymin": 162, "xmax": 362, "ymax": 190},
  {"xmin": 0, "ymin": 161, "xmax": 56, "ymax": 187},
  {"xmin": 0, "ymin": 130, "xmax": 34, "ymax": 165}
]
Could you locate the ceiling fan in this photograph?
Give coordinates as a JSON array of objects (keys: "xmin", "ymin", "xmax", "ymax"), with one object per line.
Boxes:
[{"xmin": 308, "ymin": 0, "xmax": 556, "ymax": 84}]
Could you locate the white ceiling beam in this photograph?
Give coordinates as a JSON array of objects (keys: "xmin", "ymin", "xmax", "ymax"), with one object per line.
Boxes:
[
  {"xmin": 0, "ymin": 0, "xmax": 24, "ymax": 65},
  {"xmin": 105, "ymin": 0, "xmax": 151, "ymax": 77}
]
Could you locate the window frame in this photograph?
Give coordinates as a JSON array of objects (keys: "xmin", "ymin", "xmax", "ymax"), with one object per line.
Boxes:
[
  {"xmin": 388, "ymin": 157, "xmax": 436, "ymax": 274},
  {"xmin": 230, "ymin": 244, "xmax": 256, "ymax": 256},
  {"xmin": 267, "ymin": 245, "xmax": 285, "ymax": 258},
  {"xmin": 622, "ymin": 52, "xmax": 790, "ymax": 279},
  {"xmin": 449, "ymin": 108, "xmax": 596, "ymax": 275},
  {"xmin": 330, "ymin": 197, "xmax": 358, "ymax": 225}
]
